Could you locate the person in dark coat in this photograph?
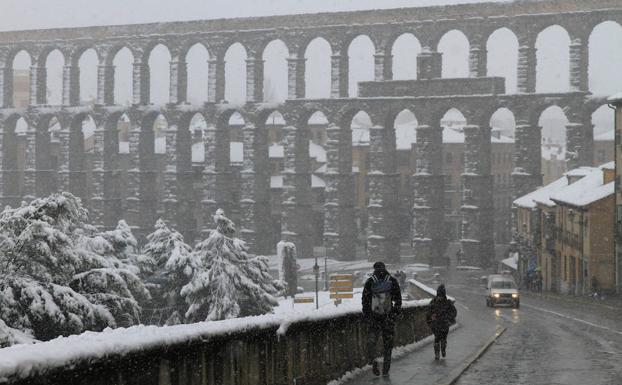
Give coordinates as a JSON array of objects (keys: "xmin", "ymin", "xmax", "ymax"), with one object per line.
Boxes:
[
  {"xmin": 362, "ymin": 262, "xmax": 402, "ymax": 376},
  {"xmin": 426, "ymin": 284, "xmax": 457, "ymax": 360}
]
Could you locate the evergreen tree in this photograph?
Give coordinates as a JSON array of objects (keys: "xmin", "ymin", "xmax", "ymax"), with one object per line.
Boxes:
[
  {"xmin": 277, "ymin": 241, "xmax": 298, "ymax": 298},
  {"xmin": 181, "ymin": 209, "xmax": 278, "ymax": 322},
  {"xmin": 141, "ymin": 219, "xmax": 196, "ymax": 324},
  {"xmin": 0, "ymin": 193, "xmax": 149, "ymax": 343}
]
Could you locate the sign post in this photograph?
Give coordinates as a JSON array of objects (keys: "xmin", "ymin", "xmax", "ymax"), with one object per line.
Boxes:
[
  {"xmin": 329, "ymin": 274, "xmax": 354, "ymax": 306},
  {"xmin": 313, "ymin": 257, "xmax": 320, "ymax": 310}
]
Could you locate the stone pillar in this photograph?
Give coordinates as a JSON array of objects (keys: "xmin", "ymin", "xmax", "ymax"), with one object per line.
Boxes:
[
  {"xmin": 281, "ymin": 124, "xmax": 313, "ymax": 258},
  {"xmin": 169, "ymin": 58, "xmax": 187, "ymax": 104},
  {"xmin": 323, "ymin": 124, "xmax": 341, "ymax": 259},
  {"xmin": 287, "ymin": 55, "xmax": 305, "ymax": 99},
  {"xmin": 97, "ymin": 64, "xmax": 115, "ymax": 105},
  {"xmin": 30, "ymin": 64, "xmax": 46, "ymax": 105},
  {"xmin": 125, "ymin": 124, "xmax": 142, "ymax": 229},
  {"xmin": 461, "ymin": 125, "xmax": 494, "ymax": 268},
  {"xmin": 201, "ymin": 123, "xmax": 218, "ymax": 236},
  {"xmin": 569, "ymin": 37, "xmax": 589, "ymax": 92},
  {"xmin": 90, "ymin": 126, "xmax": 106, "ymax": 228},
  {"xmin": 35, "ymin": 124, "xmax": 55, "ymax": 198},
  {"xmin": 330, "ymin": 53, "xmax": 348, "ymax": 98},
  {"xmin": 0, "ymin": 129, "xmax": 4, "ymax": 204},
  {"xmin": 62, "ymin": 65, "xmax": 80, "ymax": 106},
  {"xmin": 374, "ymin": 52, "xmax": 393, "ymax": 82},
  {"xmin": 246, "ymin": 56, "xmax": 264, "ymax": 102},
  {"xmin": 163, "ymin": 124, "xmax": 178, "ymax": 227},
  {"xmin": 139, "ymin": 125, "xmax": 158, "ymax": 236},
  {"xmin": 367, "ymin": 124, "xmax": 400, "ymax": 263},
  {"xmin": 68, "ymin": 127, "xmax": 88, "ymax": 204},
  {"xmin": 254, "ymin": 122, "xmax": 272, "ymax": 254},
  {"xmin": 103, "ymin": 125, "xmax": 122, "ymax": 229},
  {"xmin": 240, "ymin": 122, "xmax": 257, "ymax": 251},
  {"xmin": 1, "ymin": 129, "xmax": 20, "ymax": 207},
  {"xmin": 566, "ymin": 117, "xmax": 591, "ymax": 170},
  {"xmin": 214, "ymin": 121, "xmax": 232, "ymax": 218},
  {"xmin": 512, "ymin": 119, "xmax": 542, "ymax": 200},
  {"xmin": 208, "ymin": 59, "xmax": 225, "ymax": 103},
  {"xmin": 175, "ymin": 122, "xmax": 195, "ymax": 241},
  {"xmin": 469, "ymin": 42, "xmax": 487, "ymax": 78},
  {"xmin": 1, "ymin": 66, "xmax": 13, "ymax": 108},
  {"xmin": 22, "ymin": 127, "xmax": 36, "ymax": 201},
  {"xmin": 56, "ymin": 128, "xmax": 71, "ymax": 192},
  {"xmin": 517, "ymin": 40, "xmax": 536, "ymax": 93},
  {"xmin": 412, "ymin": 124, "xmax": 445, "ymax": 266},
  {"xmin": 417, "ymin": 48, "xmax": 442, "ymax": 79},
  {"xmin": 132, "ymin": 59, "xmax": 149, "ymax": 105}
]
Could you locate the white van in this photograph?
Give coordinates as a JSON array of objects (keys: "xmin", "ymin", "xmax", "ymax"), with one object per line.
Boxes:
[{"xmin": 486, "ymin": 275, "xmax": 520, "ymax": 308}]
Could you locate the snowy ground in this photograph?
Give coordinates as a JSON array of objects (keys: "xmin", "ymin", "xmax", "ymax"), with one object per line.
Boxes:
[{"xmin": 273, "ymin": 290, "xmax": 364, "ymax": 315}]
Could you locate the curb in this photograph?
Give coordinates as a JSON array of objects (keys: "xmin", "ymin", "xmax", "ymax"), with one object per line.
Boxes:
[{"xmin": 436, "ymin": 326, "xmax": 507, "ymax": 385}]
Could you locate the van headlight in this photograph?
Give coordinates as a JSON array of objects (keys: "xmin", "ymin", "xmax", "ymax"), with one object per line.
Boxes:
[
  {"xmin": 493, "ymin": 293, "xmax": 500, "ymax": 298},
  {"xmin": 512, "ymin": 294, "xmax": 519, "ymax": 298}
]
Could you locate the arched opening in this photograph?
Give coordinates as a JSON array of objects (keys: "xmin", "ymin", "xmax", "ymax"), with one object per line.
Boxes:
[
  {"xmin": 226, "ymin": 112, "xmax": 245, "ymax": 224},
  {"xmin": 351, "ymin": 111, "xmax": 372, "ymax": 238},
  {"xmin": 438, "ymin": 30, "xmax": 470, "ymax": 78},
  {"xmin": 536, "ymin": 25, "xmax": 570, "ymax": 93},
  {"xmin": 148, "ymin": 44, "xmax": 171, "ymax": 105},
  {"xmin": 45, "ymin": 49, "xmax": 65, "ymax": 105},
  {"xmin": 69, "ymin": 115, "xmax": 96, "ymax": 203},
  {"xmin": 224, "ymin": 43, "xmax": 247, "ymax": 103},
  {"xmin": 304, "ymin": 38, "xmax": 332, "ymax": 99},
  {"xmin": 12, "ymin": 51, "xmax": 31, "ymax": 108},
  {"xmin": 112, "ymin": 47, "xmax": 133, "ymax": 106},
  {"xmin": 394, "ymin": 109, "xmax": 418, "ymax": 249},
  {"xmin": 539, "ymin": 105, "xmax": 568, "ymax": 183},
  {"xmin": 392, "ymin": 34, "xmax": 421, "ymax": 80},
  {"xmin": 78, "ymin": 49, "xmax": 98, "ymax": 105},
  {"xmin": 440, "ymin": 108, "xmax": 467, "ymax": 242},
  {"xmin": 489, "ymin": 108, "xmax": 516, "ymax": 244},
  {"xmin": 145, "ymin": 114, "xmax": 168, "ymax": 222},
  {"xmin": 3, "ymin": 117, "xmax": 29, "ymax": 204},
  {"xmin": 115, "ymin": 113, "xmax": 131, "ymax": 221},
  {"xmin": 348, "ymin": 35, "xmax": 375, "ymax": 97},
  {"xmin": 589, "ymin": 21, "xmax": 622, "ymax": 96},
  {"xmin": 186, "ymin": 44, "xmax": 210, "ymax": 104},
  {"xmin": 190, "ymin": 113, "xmax": 207, "ymax": 164},
  {"xmin": 306, "ymin": 111, "xmax": 328, "ymax": 248},
  {"xmin": 487, "ymin": 28, "xmax": 519, "ymax": 93},
  {"xmin": 262, "ymin": 40, "xmax": 289, "ymax": 103},
  {"xmin": 592, "ymin": 104, "xmax": 614, "ymax": 165}
]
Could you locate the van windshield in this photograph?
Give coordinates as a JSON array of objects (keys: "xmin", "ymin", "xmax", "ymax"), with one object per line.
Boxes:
[{"xmin": 491, "ymin": 280, "xmax": 516, "ymax": 289}]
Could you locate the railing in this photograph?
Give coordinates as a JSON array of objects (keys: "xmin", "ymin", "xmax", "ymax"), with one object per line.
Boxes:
[{"xmin": 0, "ymin": 302, "xmax": 432, "ymax": 385}]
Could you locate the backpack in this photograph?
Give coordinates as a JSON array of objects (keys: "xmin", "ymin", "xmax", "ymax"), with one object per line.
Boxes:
[{"xmin": 370, "ymin": 275, "xmax": 393, "ymax": 315}]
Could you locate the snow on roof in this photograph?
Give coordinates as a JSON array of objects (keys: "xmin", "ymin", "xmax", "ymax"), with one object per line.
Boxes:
[
  {"xmin": 600, "ymin": 161, "xmax": 615, "ymax": 170},
  {"xmin": 594, "ymin": 130, "xmax": 614, "ymax": 141},
  {"xmin": 192, "ymin": 142, "xmax": 204, "ymax": 163},
  {"xmin": 269, "ymin": 144, "xmax": 284, "ymax": 159},
  {"xmin": 501, "ymin": 255, "xmax": 518, "ymax": 270},
  {"xmin": 0, "ymin": 300, "xmax": 429, "ymax": 382},
  {"xmin": 513, "ymin": 176, "xmax": 569, "ymax": 209},
  {"xmin": 550, "ymin": 167, "xmax": 613, "ymax": 207},
  {"xmin": 230, "ymin": 141, "xmax": 243, "ymax": 163},
  {"xmin": 309, "ymin": 141, "xmax": 326, "ymax": 163},
  {"xmin": 607, "ymin": 92, "xmax": 622, "ymax": 104}
]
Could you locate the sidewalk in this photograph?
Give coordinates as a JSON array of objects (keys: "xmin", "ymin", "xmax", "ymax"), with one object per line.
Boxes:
[
  {"xmin": 337, "ymin": 322, "xmax": 500, "ymax": 385},
  {"xmin": 522, "ymin": 290, "xmax": 622, "ymax": 310}
]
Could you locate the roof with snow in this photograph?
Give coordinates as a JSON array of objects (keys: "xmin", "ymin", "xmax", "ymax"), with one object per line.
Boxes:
[
  {"xmin": 550, "ymin": 167, "xmax": 613, "ymax": 207},
  {"xmin": 600, "ymin": 161, "xmax": 614, "ymax": 170},
  {"xmin": 607, "ymin": 92, "xmax": 622, "ymax": 104},
  {"xmin": 513, "ymin": 175, "xmax": 569, "ymax": 209}
]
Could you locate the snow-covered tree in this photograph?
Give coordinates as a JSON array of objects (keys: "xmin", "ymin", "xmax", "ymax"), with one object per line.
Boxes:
[
  {"xmin": 0, "ymin": 193, "xmax": 149, "ymax": 342},
  {"xmin": 141, "ymin": 219, "xmax": 197, "ymax": 324},
  {"xmin": 277, "ymin": 241, "xmax": 298, "ymax": 298},
  {"xmin": 181, "ymin": 209, "xmax": 278, "ymax": 322}
]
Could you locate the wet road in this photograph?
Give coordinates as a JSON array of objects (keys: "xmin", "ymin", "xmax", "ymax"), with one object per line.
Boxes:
[{"xmin": 450, "ymin": 271, "xmax": 622, "ymax": 385}]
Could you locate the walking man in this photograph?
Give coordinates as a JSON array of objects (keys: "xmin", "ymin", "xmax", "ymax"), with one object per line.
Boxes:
[
  {"xmin": 426, "ymin": 284, "xmax": 457, "ymax": 360},
  {"xmin": 362, "ymin": 262, "xmax": 402, "ymax": 376}
]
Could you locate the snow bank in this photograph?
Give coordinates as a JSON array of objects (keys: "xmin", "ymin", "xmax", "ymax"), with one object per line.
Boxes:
[{"xmin": 0, "ymin": 299, "xmax": 429, "ymax": 381}]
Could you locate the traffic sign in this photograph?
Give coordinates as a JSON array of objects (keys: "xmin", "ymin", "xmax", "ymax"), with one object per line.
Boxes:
[{"xmin": 293, "ymin": 297, "xmax": 314, "ymax": 304}]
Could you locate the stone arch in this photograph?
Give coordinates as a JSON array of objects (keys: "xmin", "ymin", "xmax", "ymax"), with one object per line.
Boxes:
[
  {"xmin": 2, "ymin": 114, "xmax": 28, "ymax": 205},
  {"xmin": 589, "ymin": 21, "xmax": 622, "ymax": 95},
  {"xmin": 262, "ymin": 39, "xmax": 289, "ymax": 103},
  {"xmin": 438, "ymin": 30, "xmax": 470, "ymax": 78},
  {"xmin": 188, "ymin": 112, "xmax": 208, "ymax": 164},
  {"xmin": 536, "ymin": 25, "xmax": 571, "ymax": 93},
  {"xmin": 224, "ymin": 42, "xmax": 248, "ymax": 103},
  {"xmin": 347, "ymin": 35, "xmax": 375, "ymax": 97},
  {"xmin": 11, "ymin": 50, "xmax": 32, "ymax": 108},
  {"xmin": 539, "ymin": 105, "xmax": 568, "ymax": 181},
  {"xmin": 77, "ymin": 48, "xmax": 99, "ymax": 105},
  {"xmin": 112, "ymin": 47, "xmax": 134, "ymax": 106},
  {"xmin": 102, "ymin": 111, "xmax": 130, "ymax": 226},
  {"xmin": 591, "ymin": 104, "xmax": 614, "ymax": 165},
  {"xmin": 148, "ymin": 44, "xmax": 172, "ymax": 105},
  {"xmin": 44, "ymin": 49, "xmax": 65, "ymax": 105},
  {"xmin": 68, "ymin": 113, "xmax": 96, "ymax": 202},
  {"xmin": 304, "ymin": 37, "xmax": 332, "ymax": 99},
  {"xmin": 488, "ymin": 107, "xmax": 516, "ymax": 138},
  {"xmin": 185, "ymin": 43, "xmax": 210, "ymax": 104},
  {"xmin": 486, "ymin": 27, "xmax": 519, "ymax": 93},
  {"xmin": 391, "ymin": 33, "xmax": 422, "ymax": 80}
]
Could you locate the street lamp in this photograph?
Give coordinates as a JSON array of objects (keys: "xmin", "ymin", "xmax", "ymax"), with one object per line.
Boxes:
[{"xmin": 313, "ymin": 255, "xmax": 320, "ymax": 310}]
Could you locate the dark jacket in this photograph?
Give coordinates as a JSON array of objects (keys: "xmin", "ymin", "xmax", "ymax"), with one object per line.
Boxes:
[
  {"xmin": 362, "ymin": 269, "xmax": 402, "ymax": 319},
  {"xmin": 426, "ymin": 296, "xmax": 457, "ymax": 331}
]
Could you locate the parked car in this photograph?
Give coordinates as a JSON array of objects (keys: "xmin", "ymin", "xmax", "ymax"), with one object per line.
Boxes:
[{"xmin": 486, "ymin": 275, "xmax": 520, "ymax": 308}]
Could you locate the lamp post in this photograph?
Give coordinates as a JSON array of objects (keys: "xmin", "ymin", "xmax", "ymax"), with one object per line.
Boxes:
[{"xmin": 313, "ymin": 256, "xmax": 320, "ymax": 310}]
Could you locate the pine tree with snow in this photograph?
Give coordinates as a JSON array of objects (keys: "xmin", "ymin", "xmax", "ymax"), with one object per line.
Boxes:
[
  {"xmin": 141, "ymin": 219, "xmax": 197, "ymax": 324},
  {"xmin": 181, "ymin": 209, "xmax": 278, "ymax": 322},
  {"xmin": 0, "ymin": 193, "xmax": 150, "ymax": 343},
  {"xmin": 277, "ymin": 241, "xmax": 298, "ymax": 298}
]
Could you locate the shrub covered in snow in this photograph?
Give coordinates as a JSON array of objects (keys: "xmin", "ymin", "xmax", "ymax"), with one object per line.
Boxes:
[
  {"xmin": 276, "ymin": 241, "xmax": 298, "ymax": 298},
  {"xmin": 181, "ymin": 209, "xmax": 278, "ymax": 322},
  {"xmin": 141, "ymin": 219, "xmax": 197, "ymax": 325},
  {"xmin": 0, "ymin": 193, "xmax": 150, "ymax": 344}
]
